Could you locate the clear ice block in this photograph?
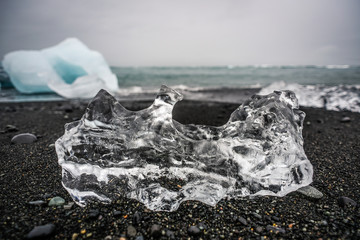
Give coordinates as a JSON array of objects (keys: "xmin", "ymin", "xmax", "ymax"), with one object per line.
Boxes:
[{"xmin": 56, "ymin": 86, "xmax": 313, "ymax": 211}]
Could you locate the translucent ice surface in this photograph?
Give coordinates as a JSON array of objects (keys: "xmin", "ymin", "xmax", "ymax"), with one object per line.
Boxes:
[
  {"xmin": 2, "ymin": 38, "xmax": 118, "ymax": 98},
  {"xmin": 259, "ymin": 81, "xmax": 360, "ymax": 112},
  {"xmin": 56, "ymin": 86, "xmax": 313, "ymax": 211}
]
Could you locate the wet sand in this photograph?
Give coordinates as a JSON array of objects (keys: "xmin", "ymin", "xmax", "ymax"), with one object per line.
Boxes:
[{"xmin": 0, "ymin": 97, "xmax": 359, "ymax": 239}]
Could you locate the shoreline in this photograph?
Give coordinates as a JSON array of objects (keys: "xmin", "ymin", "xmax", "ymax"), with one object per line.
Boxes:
[{"xmin": 0, "ymin": 98, "xmax": 359, "ymax": 239}]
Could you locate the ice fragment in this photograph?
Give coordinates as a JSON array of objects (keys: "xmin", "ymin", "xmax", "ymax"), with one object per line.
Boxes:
[
  {"xmin": 56, "ymin": 86, "xmax": 313, "ymax": 211},
  {"xmin": 2, "ymin": 38, "xmax": 118, "ymax": 98}
]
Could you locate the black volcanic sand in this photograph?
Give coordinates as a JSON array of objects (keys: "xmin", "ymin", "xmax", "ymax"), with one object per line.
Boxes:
[{"xmin": 0, "ymin": 97, "xmax": 359, "ymax": 239}]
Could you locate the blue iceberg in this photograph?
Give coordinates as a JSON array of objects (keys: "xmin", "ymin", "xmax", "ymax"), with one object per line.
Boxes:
[{"xmin": 2, "ymin": 38, "xmax": 118, "ymax": 98}]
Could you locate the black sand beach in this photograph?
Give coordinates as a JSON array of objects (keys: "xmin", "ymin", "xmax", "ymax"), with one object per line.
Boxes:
[{"xmin": 0, "ymin": 96, "xmax": 359, "ymax": 239}]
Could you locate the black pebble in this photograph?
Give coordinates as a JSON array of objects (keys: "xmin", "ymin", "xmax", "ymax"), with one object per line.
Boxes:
[
  {"xmin": 113, "ymin": 210, "xmax": 122, "ymax": 216},
  {"xmin": 26, "ymin": 223, "xmax": 55, "ymax": 239},
  {"xmin": 150, "ymin": 224, "xmax": 162, "ymax": 238},
  {"xmin": 237, "ymin": 216, "xmax": 248, "ymax": 225},
  {"xmin": 132, "ymin": 211, "xmax": 141, "ymax": 225},
  {"xmin": 188, "ymin": 225, "xmax": 201, "ymax": 236},
  {"xmin": 11, "ymin": 133, "xmax": 37, "ymax": 144},
  {"xmin": 266, "ymin": 225, "xmax": 285, "ymax": 234},
  {"xmin": 338, "ymin": 196, "xmax": 357, "ymax": 208},
  {"xmin": 88, "ymin": 209, "xmax": 100, "ymax": 219}
]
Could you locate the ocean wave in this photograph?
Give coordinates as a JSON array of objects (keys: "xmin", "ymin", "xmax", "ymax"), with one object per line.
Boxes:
[{"xmin": 259, "ymin": 81, "xmax": 360, "ymax": 112}]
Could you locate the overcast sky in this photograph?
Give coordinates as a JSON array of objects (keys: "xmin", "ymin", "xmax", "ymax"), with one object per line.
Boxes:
[{"xmin": 0, "ymin": 0, "xmax": 359, "ymax": 66}]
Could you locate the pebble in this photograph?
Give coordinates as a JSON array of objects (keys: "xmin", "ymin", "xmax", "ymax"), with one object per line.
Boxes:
[
  {"xmin": 5, "ymin": 125, "xmax": 18, "ymax": 132},
  {"xmin": 26, "ymin": 223, "xmax": 55, "ymax": 239},
  {"xmin": 48, "ymin": 143, "xmax": 55, "ymax": 148},
  {"xmin": 11, "ymin": 133, "xmax": 37, "ymax": 144},
  {"xmin": 188, "ymin": 225, "xmax": 201, "ymax": 236},
  {"xmin": 150, "ymin": 224, "xmax": 162, "ymax": 238},
  {"xmin": 127, "ymin": 225, "xmax": 137, "ymax": 237},
  {"xmin": 166, "ymin": 230, "xmax": 175, "ymax": 239},
  {"xmin": 48, "ymin": 196, "xmax": 65, "ymax": 206},
  {"xmin": 297, "ymin": 186, "xmax": 323, "ymax": 199},
  {"xmin": 28, "ymin": 200, "xmax": 45, "ymax": 205},
  {"xmin": 135, "ymin": 236, "xmax": 144, "ymax": 240},
  {"xmin": 132, "ymin": 211, "xmax": 141, "ymax": 225},
  {"xmin": 340, "ymin": 116, "xmax": 351, "ymax": 123},
  {"xmin": 88, "ymin": 209, "xmax": 100, "ymax": 219},
  {"xmin": 266, "ymin": 225, "xmax": 285, "ymax": 234},
  {"xmin": 64, "ymin": 202, "xmax": 74, "ymax": 210},
  {"xmin": 198, "ymin": 222, "xmax": 207, "ymax": 230},
  {"xmin": 338, "ymin": 196, "xmax": 357, "ymax": 208},
  {"xmin": 237, "ymin": 216, "xmax": 248, "ymax": 225}
]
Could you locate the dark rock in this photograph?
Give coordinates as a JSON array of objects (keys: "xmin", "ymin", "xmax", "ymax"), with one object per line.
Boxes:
[
  {"xmin": 135, "ymin": 236, "xmax": 144, "ymax": 240},
  {"xmin": 88, "ymin": 209, "xmax": 100, "ymax": 219},
  {"xmin": 255, "ymin": 226, "xmax": 263, "ymax": 233},
  {"xmin": 150, "ymin": 224, "xmax": 162, "ymax": 238},
  {"xmin": 340, "ymin": 117, "xmax": 351, "ymax": 123},
  {"xmin": 11, "ymin": 133, "xmax": 37, "ymax": 144},
  {"xmin": 252, "ymin": 212, "xmax": 262, "ymax": 220},
  {"xmin": 132, "ymin": 211, "xmax": 141, "ymax": 225},
  {"xmin": 26, "ymin": 223, "xmax": 55, "ymax": 239},
  {"xmin": 266, "ymin": 225, "xmax": 285, "ymax": 234},
  {"xmin": 237, "ymin": 216, "xmax": 248, "ymax": 225},
  {"xmin": 113, "ymin": 210, "xmax": 122, "ymax": 216},
  {"xmin": 166, "ymin": 230, "xmax": 175, "ymax": 239},
  {"xmin": 316, "ymin": 119, "xmax": 324, "ymax": 124},
  {"xmin": 127, "ymin": 225, "xmax": 137, "ymax": 237},
  {"xmin": 188, "ymin": 225, "xmax": 201, "ymax": 236},
  {"xmin": 338, "ymin": 196, "xmax": 357, "ymax": 208},
  {"xmin": 198, "ymin": 222, "xmax": 207, "ymax": 230}
]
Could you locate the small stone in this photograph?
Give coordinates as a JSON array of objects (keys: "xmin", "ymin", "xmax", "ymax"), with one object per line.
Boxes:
[
  {"xmin": 297, "ymin": 186, "xmax": 323, "ymax": 199},
  {"xmin": 48, "ymin": 143, "xmax": 55, "ymax": 148},
  {"xmin": 11, "ymin": 133, "xmax": 37, "ymax": 144},
  {"xmin": 237, "ymin": 216, "xmax": 248, "ymax": 225},
  {"xmin": 86, "ymin": 233, "xmax": 93, "ymax": 238},
  {"xmin": 256, "ymin": 226, "xmax": 263, "ymax": 233},
  {"xmin": 113, "ymin": 210, "xmax": 122, "ymax": 216},
  {"xmin": 338, "ymin": 196, "xmax": 357, "ymax": 208},
  {"xmin": 127, "ymin": 225, "xmax": 137, "ymax": 237},
  {"xmin": 48, "ymin": 196, "xmax": 65, "ymax": 206},
  {"xmin": 5, "ymin": 125, "xmax": 18, "ymax": 132},
  {"xmin": 188, "ymin": 225, "xmax": 201, "ymax": 236},
  {"xmin": 150, "ymin": 224, "xmax": 162, "ymax": 238},
  {"xmin": 72, "ymin": 233, "xmax": 79, "ymax": 240},
  {"xmin": 104, "ymin": 236, "xmax": 113, "ymax": 240},
  {"xmin": 166, "ymin": 230, "xmax": 175, "ymax": 239},
  {"xmin": 252, "ymin": 212, "xmax": 262, "ymax": 220},
  {"xmin": 198, "ymin": 222, "xmax": 207, "ymax": 230},
  {"xmin": 26, "ymin": 223, "xmax": 55, "ymax": 239},
  {"xmin": 64, "ymin": 202, "xmax": 74, "ymax": 210},
  {"xmin": 28, "ymin": 200, "xmax": 45, "ymax": 205},
  {"xmin": 132, "ymin": 211, "xmax": 141, "ymax": 225},
  {"xmin": 266, "ymin": 225, "xmax": 285, "ymax": 234},
  {"xmin": 340, "ymin": 117, "xmax": 351, "ymax": 123},
  {"xmin": 135, "ymin": 236, "xmax": 144, "ymax": 240},
  {"xmin": 88, "ymin": 209, "xmax": 100, "ymax": 219}
]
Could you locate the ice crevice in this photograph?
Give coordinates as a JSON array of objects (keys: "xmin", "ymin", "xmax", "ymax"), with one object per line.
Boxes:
[{"xmin": 56, "ymin": 85, "xmax": 313, "ymax": 211}]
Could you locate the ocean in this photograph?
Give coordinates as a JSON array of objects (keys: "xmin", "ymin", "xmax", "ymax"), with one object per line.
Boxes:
[
  {"xmin": 1, "ymin": 65, "xmax": 360, "ymax": 111},
  {"xmin": 112, "ymin": 65, "xmax": 360, "ymax": 89}
]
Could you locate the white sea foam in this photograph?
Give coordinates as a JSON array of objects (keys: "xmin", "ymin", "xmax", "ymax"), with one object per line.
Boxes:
[{"xmin": 259, "ymin": 81, "xmax": 360, "ymax": 112}]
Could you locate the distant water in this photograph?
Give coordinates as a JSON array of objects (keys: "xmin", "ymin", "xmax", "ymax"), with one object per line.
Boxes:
[
  {"xmin": 112, "ymin": 65, "xmax": 360, "ymax": 89},
  {"xmin": 1, "ymin": 65, "xmax": 360, "ymax": 107}
]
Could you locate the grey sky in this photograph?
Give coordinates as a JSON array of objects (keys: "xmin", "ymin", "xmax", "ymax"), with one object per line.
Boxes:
[{"xmin": 0, "ymin": 0, "xmax": 359, "ymax": 66}]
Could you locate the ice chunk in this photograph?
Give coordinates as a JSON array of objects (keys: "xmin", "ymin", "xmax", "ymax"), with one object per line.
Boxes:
[
  {"xmin": 2, "ymin": 38, "xmax": 118, "ymax": 98},
  {"xmin": 55, "ymin": 86, "xmax": 313, "ymax": 211},
  {"xmin": 259, "ymin": 81, "xmax": 360, "ymax": 112}
]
